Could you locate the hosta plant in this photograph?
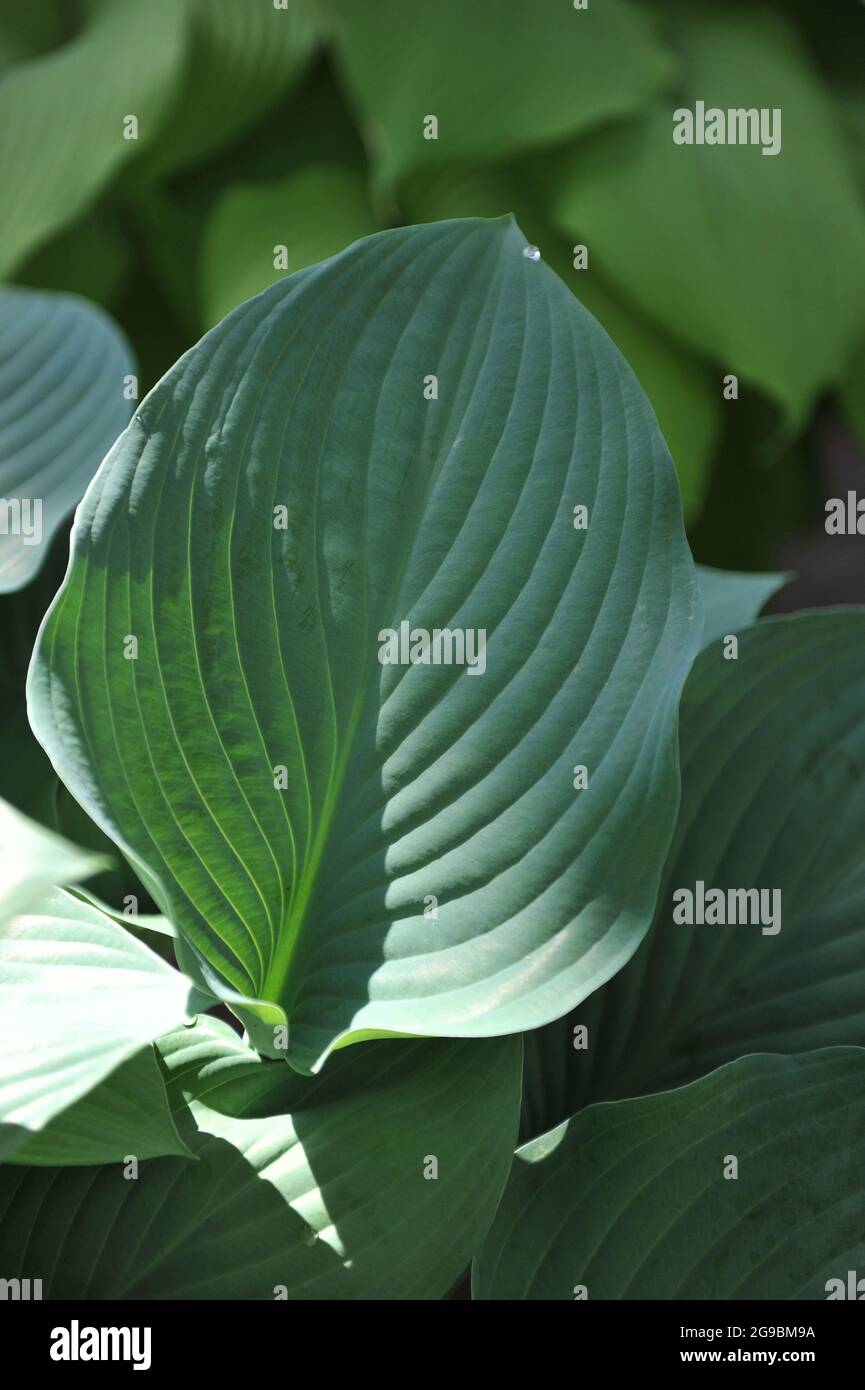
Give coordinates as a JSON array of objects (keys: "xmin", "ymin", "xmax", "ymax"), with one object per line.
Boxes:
[{"xmin": 1, "ymin": 218, "xmax": 862, "ymax": 1300}]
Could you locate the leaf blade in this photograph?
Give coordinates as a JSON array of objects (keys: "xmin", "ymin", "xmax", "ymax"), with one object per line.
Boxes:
[
  {"xmin": 477, "ymin": 1048, "xmax": 865, "ymax": 1300},
  {"xmin": 6, "ymin": 1048, "xmax": 191, "ymax": 1166},
  {"xmin": 0, "ymin": 0, "xmax": 187, "ymax": 275},
  {"xmin": 29, "ymin": 216, "xmax": 700, "ymax": 1069},
  {"xmin": 521, "ymin": 609, "xmax": 865, "ymax": 1138},
  {"xmin": 329, "ymin": 0, "xmax": 674, "ymax": 190},
  {"xmin": 0, "ymin": 1016, "xmax": 521, "ymax": 1299},
  {"xmin": 0, "ymin": 885, "xmax": 204, "ymax": 1160},
  {"xmin": 549, "ymin": 4, "xmax": 865, "ymax": 424}
]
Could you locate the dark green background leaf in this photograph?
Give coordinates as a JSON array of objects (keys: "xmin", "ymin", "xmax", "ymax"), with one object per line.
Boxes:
[
  {"xmin": 201, "ymin": 164, "xmax": 377, "ymax": 326},
  {"xmin": 476, "ymin": 1048, "xmax": 865, "ymax": 1300},
  {"xmin": 133, "ymin": 0, "xmax": 318, "ymax": 182},
  {"xmin": 329, "ymin": 0, "xmax": 673, "ymax": 190},
  {"xmin": 522, "ymin": 610, "xmax": 865, "ymax": 1139},
  {"xmin": 549, "ymin": 3, "xmax": 865, "ymax": 425},
  {"xmin": 0, "ymin": 0, "xmax": 186, "ymax": 274}
]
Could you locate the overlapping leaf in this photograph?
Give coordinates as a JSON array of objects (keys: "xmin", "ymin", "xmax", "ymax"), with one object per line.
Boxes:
[
  {"xmin": 696, "ymin": 564, "xmax": 786, "ymax": 647},
  {"xmin": 28, "ymin": 216, "xmax": 700, "ymax": 1071},
  {"xmin": 0, "ymin": 795, "xmax": 101, "ymax": 924},
  {"xmin": 522, "ymin": 610, "xmax": 865, "ymax": 1139},
  {"xmin": 0, "ymin": 803, "xmax": 203, "ymax": 1163},
  {"xmin": 7, "ymin": 1047, "xmax": 190, "ymax": 1167},
  {"xmin": 476, "ymin": 1049, "xmax": 865, "ymax": 1300},
  {"xmin": 0, "ymin": 886, "xmax": 202, "ymax": 1161},
  {"xmin": 0, "ymin": 1016, "xmax": 521, "ymax": 1299}
]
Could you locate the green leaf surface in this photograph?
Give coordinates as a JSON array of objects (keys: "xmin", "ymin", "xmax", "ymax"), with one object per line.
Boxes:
[
  {"xmin": 0, "ymin": 1015, "xmax": 521, "ymax": 1298},
  {"xmin": 696, "ymin": 564, "xmax": 787, "ymax": 647},
  {"xmin": 6, "ymin": 1047, "xmax": 191, "ymax": 1166},
  {"xmin": 0, "ymin": 563, "xmax": 159, "ymax": 910},
  {"xmin": 51, "ymin": 778, "xmax": 161, "ymax": 918},
  {"xmin": 476, "ymin": 1048, "xmax": 865, "ymax": 1300},
  {"xmin": 0, "ymin": 0, "xmax": 187, "ymax": 275},
  {"xmin": 0, "ymin": 285, "xmax": 133, "ymax": 592},
  {"xmin": 201, "ymin": 164, "xmax": 378, "ymax": 327},
  {"xmin": 402, "ymin": 163, "xmax": 721, "ymax": 518},
  {"xmin": 69, "ymin": 886, "xmax": 176, "ymax": 939},
  {"xmin": 0, "ymin": 795, "xmax": 102, "ymax": 925},
  {"xmin": 66, "ymin": 885, "xmax": 178, "ymax": 966},
  {"xmin": 549, "ymin": 3, "xmax": 865, "ymax": 424},
  {"xmin": 0, "ymin": 886, "xmax": 203, "ymax": 1161},
  {"xmin": 28, "ymin": 215, "xmax": 700, "ymax": 1072},
  {"xmin": 134, "ymin": 0, "xmax": 318, "ymax": 182},
  {"xmin": 328, "ymin": 0, "xmax": 673, "ymax": 191},
  {"xmin": 521, "ymin": 610, "xmax": 865, "ymax": 1139}
]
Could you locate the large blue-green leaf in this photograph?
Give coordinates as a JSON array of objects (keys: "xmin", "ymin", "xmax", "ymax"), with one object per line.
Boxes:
[
  {"xmin": 476, "ymin": 1049, "xmax": 865, "ymax": 1300},
  {"xmin": 0, "ymin": 286, "xmax": 133, "ymax": 592},
  {"xmin": 28, "ymin": 216, "xmax": 700, "ymax": 1072},
  {"xmin": 0, "ymin": 1016, "xmax": 521, "ymax": 1298},
  {"xmin": 522, "ymin": 610, "xmax": 865, "ymax": 1139}
]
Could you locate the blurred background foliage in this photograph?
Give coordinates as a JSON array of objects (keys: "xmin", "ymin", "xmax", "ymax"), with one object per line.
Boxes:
[{"xmin": 1, "ymin": 0, "xmax": 864, "ymax": 899}]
